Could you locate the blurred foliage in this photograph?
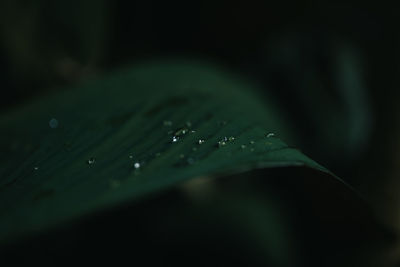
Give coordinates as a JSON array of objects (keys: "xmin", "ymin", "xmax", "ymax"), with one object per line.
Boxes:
[{"xmin": 1, "ymin": 1, "xmax": 400, "ymax": 266}]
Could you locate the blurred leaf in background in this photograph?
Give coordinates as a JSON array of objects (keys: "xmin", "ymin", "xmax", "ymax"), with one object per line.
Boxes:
[{"xmin": 0, "ymin": 0, "xmax": 109, "ymax": 108}]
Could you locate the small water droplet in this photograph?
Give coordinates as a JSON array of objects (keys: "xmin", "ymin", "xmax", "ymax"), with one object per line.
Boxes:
[
  {"xmin": 228, "ymin": 136, "xmax": 235, "ymax": 142},
  {"xmin": 266, "ymin": 133, "xmax": 275, "ymax": 138},
  {"xmin": 172, "ymin": 136, "xmax": 179, "ymax": 143},
  {"xmin": 187, "ymin": 157, "xmax": 195, "ymax": 165},
  {"xmin": 49, "ymin": 118, "xmax": 59, "ymax": 129},
  {"xmin": 190, "ymin": 130, "xmax": 196, "ymax": 134},
  {"xmin": 241, "ymin": 145, "xmax": 246, "ymax": 149},
  {"xmin": 198, "ymin": 139, "xmax": 205, "ymax": 145},
  {"xmin": 87, "ymin": 158, "xmax": 95, "ymax": 165},
  {"xmin": 250, "ymin": 148, "xmax": 255, "ymax": 152},
  {"xmin": 218, "ymin": 137, "xmax": 228, "ymax": 147},
  {"xmin": 134, "ymin": 162, "xmax": 141, "ymax": 169},
  {"xmin": 163, "ymin": 120, "xmax": 172, "ymax": 126},
  {"xmin": 179, "ymin": 154, "xmax": 185, "ymax": 159},
  {"xmin": 174, "ymin": 127, "xmax": 189, "ymax": 136},
  {"xmin": 33, "ymin": 166, "xmax": 39, "ymax": 171},
  {"xmin": 129, "ymin": 155, "xmax": 133, "ymax": 159},
  {"xmin": 250, "ymin": 141, "xmax": 255, "ymax": 145},
  {"xmin": 185, "ymin": 121, "xmax": 192, "ymax": 127},
  {"xmin": 192, "ymin": 147, "xmax": 198, "ymax": 151},
  {"xmin": 218, "ymin": 141, "xmax": 226, "ymax": 147}
]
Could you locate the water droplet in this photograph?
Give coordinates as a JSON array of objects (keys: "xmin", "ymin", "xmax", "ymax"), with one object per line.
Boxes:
[
  {"xmin": 134, "ymin": 162, "xmax": 141, "ymax": 169},
  {"xmin": 198, "ymin": 139, "xmax": 205, "ymax": 145},
  {"xmin": 266, "ymin": 133, "xmax": 275, "ymax": 138},
  {"xmin": 250, "ymin": 141, "xmax": 255, "ymax": 145},
  {"xmin": 129, "ymin": 155, "xmax": 133, "ymax": 159},
  {"xmin": 228, "ymin": 136, "xmax": 235, "ymax": 142},
  {"xmin": 192, "ymin": 147, "xmax": 198, "ymax": 151},
  {"xmin": 250, "ymin": 148, "xmax": 255, "ymax": 152},
  {"xmin": 185, "ymin": 121, "xmax": 192, "ymax": 127},
  {"xmin": 179, "ymin": 154, "xmax": 185, "ymax": 159},
  {"xmin": 87, "ymin": 158, "xmax": 95, "ymax": 165},
  {"xmin": 49, "ymin": 118, "xmax": 59, "ymax": 129},
  {"xmin": 241, "ymin": 145, "xmax": 246, "ymax": 149},
  {"xmin": 218, "ymin": 137, "xmax": 228, "ymax": 147},
  {"xmin": 174, "ymin": 127, "xmax": 189, "ymax": 136},
  {"xmin": 190, "ymin": 130, "xmax": 196, "ymax": 134},
  {"xmin": 33, "ymin": 166, "xmax": 39, "ymax": 171},
  {"xmin": 187, "ymin": 157, "xmax": 195, "ymax": 165},
  {"xmin": 172, "ymin": 136, "xmax": 179, "ymax": 143},
  {"xmin": 163, "ymin": 120, "xmax": 172, "ymax": 126}
]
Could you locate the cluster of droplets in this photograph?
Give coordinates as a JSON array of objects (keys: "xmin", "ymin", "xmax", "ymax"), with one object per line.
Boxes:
[
  {"xmin": 238, "ymin": 133, "xmax": 276, "ymax": 152},
  {"xmin": 217, "ymin": 136, "xmax": 235, "ymax": 147},
  {"xmin": 81, "ymin": 116, "xmax": 278, "ymax": 181},
  {"xmin": 171, "ymin": 127, "xmax": 189, "ymax": 143}
]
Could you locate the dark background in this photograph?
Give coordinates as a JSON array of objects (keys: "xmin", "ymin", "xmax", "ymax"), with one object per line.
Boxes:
[{"xmin": 1, "ymin": 1, "xmax": 400, "ymax": 266}]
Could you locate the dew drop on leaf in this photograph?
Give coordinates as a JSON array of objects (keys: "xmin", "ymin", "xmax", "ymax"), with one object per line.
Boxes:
[
  {"xmin": 49, "ymin": 118, "xmax": 59, "ymax": 129},
  {"xmin": 87, "ymin": 158, "xmax": 95, "ymax": 165},
  {"xmin": 218, "ymin": 137, "xmax": 228, "ymax": 147},
  {"xmin": 187, "ymin": 158, "xmax": 195, "ymax": 165},
  {"xmin": 174, "ymin": 127, "xmax": 189, "ymax": 136}
]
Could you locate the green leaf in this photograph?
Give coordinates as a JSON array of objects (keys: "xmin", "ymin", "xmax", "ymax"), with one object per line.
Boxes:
[{"xmin": 0, "ymin": 60, "xmax": 339, "ymax": 244}]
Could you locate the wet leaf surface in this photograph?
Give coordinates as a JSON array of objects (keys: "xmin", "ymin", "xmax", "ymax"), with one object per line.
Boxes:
[{"xmin": 0, "ymin": 60, "xmax": 348, "ymax": 246}]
